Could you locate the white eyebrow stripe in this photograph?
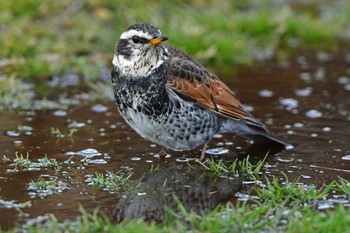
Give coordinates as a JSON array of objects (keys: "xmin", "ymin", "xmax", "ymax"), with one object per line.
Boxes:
[{"xmin": 120, "ymin": 29, "xmax": 153, "ymax": 40}]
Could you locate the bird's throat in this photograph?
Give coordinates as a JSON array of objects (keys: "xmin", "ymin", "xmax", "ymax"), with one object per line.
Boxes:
[{"xmin": 113, "ymin": 46, "xmax": 168, "ymax": 79}]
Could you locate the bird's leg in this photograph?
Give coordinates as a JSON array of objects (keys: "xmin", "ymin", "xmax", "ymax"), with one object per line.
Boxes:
[
  {"xmin": 200, "ymin": 143, "xmax": 208, "ymax": 161},
  {"xmin": 159, "ymin": 147, "xmax": 168, "ymax": 159}
]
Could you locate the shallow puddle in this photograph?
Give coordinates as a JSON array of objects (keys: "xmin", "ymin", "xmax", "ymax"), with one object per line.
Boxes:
[{"xmin": 1, "ymin": 48, "xmax": 350, "ymax": 229}]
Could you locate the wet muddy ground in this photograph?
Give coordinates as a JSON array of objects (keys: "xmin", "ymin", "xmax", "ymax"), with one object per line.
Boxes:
[{"xmin": 1, "ymin": 48, "xmax": 350, "ymax": 230}]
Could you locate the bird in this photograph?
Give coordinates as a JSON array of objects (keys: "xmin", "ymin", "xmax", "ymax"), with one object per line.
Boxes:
[{"xmin": 111, "ymin": 23, "xmax": 289, "ymax": 161}]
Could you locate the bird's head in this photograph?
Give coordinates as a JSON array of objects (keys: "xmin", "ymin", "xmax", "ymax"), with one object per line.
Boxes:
[{"xmin": 113, "ymin": 23, "xmax": 168, "ymax": 77}]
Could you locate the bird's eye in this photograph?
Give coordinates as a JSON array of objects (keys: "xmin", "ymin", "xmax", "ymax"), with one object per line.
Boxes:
[{"xmin": 132, "ymin": 36, "xmax": 141, "ymax": 43}]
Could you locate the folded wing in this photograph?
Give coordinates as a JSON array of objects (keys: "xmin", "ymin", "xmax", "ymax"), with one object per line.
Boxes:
[{"xmin": 166, "ymin": 51, "xmax": 250, "ymax": 121}]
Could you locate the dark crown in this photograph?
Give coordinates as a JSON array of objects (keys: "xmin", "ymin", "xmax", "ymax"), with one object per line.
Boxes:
[{"xmin": 127, "ymin": 23, "xmax": 160, "ymax": 36}]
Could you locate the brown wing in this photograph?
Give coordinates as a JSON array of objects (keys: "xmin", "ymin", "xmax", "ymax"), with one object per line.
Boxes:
[
  {"xmin": 165, "ymin": 46, "xmax": 289, "ymax": 148},
  {"xmin": 166, "ymin": 55, "xmax": 250, "ymax": 121}
]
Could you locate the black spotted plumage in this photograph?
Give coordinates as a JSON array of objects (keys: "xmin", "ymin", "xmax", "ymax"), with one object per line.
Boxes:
[{"xmin": 111, "ymin": 23, "xmax": 289, "ymax": 160}]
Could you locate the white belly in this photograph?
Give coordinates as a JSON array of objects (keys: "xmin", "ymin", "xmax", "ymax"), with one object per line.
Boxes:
[{"xmin": 119, "ymin": 106, "xmax": 217, "ymax": 151}]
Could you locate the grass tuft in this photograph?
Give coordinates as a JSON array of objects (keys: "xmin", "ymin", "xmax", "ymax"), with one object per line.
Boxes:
[
  {"xmin": 28, "ymin": 175, "xmax": 69, "ymax": 198},
  {"xmin": 85, "ymin": 170, "xmax": 133, "ymax": 193},
  {"xmin": 336, "ymin": 177, "xmax": 350, "ymax": 195},
  {"xmin": 256, "ymin": 176, "xmax": 335, "ymax": 204},
  {"xmin": 200, "ymin": 154, "xmax": 267, "ymax": 180},
  {"xmin": 3, "ymin": 152, "xmax": 61, "ymax": 173}
]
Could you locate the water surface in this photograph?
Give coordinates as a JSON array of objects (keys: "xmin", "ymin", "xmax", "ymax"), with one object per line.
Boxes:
[{"xmin": 1, "ymin": 48, "xmax": 350, "ymax": 229}]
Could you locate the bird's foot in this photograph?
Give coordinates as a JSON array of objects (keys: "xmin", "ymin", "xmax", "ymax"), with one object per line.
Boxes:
[
  {"xmin": 159, "ymin": 147, "xmax": 168, "ymax": 160},
  {"xmin": 200, "ymin": 143, "xmax": 208, "ymax": 162}
]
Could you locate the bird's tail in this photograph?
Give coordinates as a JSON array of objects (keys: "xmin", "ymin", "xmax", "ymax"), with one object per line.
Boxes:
[{"xmin": 220, "ymin": 118, "xmax": 292, "ymax": 149}]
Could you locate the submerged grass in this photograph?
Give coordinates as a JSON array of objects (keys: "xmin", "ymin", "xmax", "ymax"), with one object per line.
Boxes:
[
  {"xmin": 28, "ymin": 176, "xmax": 69, "ymax": 198},
  {"xmin": 85, "ymin": 170, "xmax": 133, "ymax": 193},
  {"xmin": 2, "ymin": 151, "xmax": 132, "ymax": 199},
  {"xmin": 2, "ymin": 152, "xmax": 61, "ymax": 173}
]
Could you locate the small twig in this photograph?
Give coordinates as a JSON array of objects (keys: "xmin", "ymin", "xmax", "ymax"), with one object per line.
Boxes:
[{"xmin": 310, "ymin": 164, "xmax": 350, "ymax": 173}]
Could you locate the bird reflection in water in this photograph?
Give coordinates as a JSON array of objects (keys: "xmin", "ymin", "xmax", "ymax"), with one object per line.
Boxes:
[{"xmin": 113, "ymin": 164, "xmax": 243, "ymax": 223}]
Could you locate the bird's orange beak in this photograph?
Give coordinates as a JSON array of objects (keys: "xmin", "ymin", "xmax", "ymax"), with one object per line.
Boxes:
[{"xmin": 149, "ymin": 34, "xmax": 168, "ymax": 45}]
